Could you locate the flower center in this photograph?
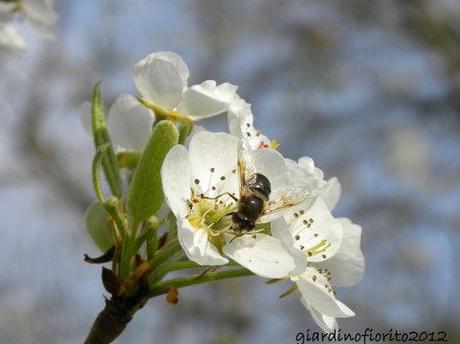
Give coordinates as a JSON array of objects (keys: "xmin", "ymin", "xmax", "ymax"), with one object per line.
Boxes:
[{"xmin": 186, "ymin": 193, "xmax": 236, "ymax": 249}]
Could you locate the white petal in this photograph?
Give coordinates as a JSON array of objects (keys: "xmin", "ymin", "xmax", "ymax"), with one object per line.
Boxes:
[
  {"xmin": 227, "ymin": 95, "xmax": 252, "ymax": 137},
  {"xmin": 298, "ymin": 156, "xmax": 315, "ymax": 174},
  {"xmin": 271, "ymin": 217, "xmax": 309, "ymax": 275},
  {"xmin": 237, "ymin": 112, "xmax": 272, "ymax": 150},
  {"xmin": 107, "ymin": 94, "xmax": 155, "ymax": 150},
  {"xmin": 161, "ymin": 144, "xmax": 191, "ymax": 218},
  {"xmin": 295, "ymin": 267, "xmax": 355, "ymax": 318},
  {"xmin": 315, "ymin": 218, "xmax": 364, "ymax": 287},
  {"xmin": 223, "ymin": 233, "xmax": 295, "ymax": 278},
  {"xmin": 300, "ymin": 297, "xmax": 338, "ymax": 333},
  {"xmin": 253, "ymin": 148, "xmax": 290, "ymax": 192},
  {"xmin": 22, "ymin": 0, "xmax": 57, "ymax": 27},
  {"xmin": 188, "ymin": 131, "xmax": 239, "ymax": 198},
  {"xmin": 22, "ymin": 0, "xmax": 57, "ymax": 31},
  {"xmin": 283, "ymin": 198, "xmax": 343, "ymax": 263},
  {"xmin": 134, "ymin": 51, "xmax": 189, "ymax": 109},
  {"xmin": 80, "ymin": 101, "xmax": 92, "ymax": 136},
  {"xmin": 177, "ymin": 218, "xmax": 228, "ymax": 266},
  {"xmin": 0, "ymin": 24, "xmax": 26, "ymax": 54},
  {"xmin": 285, "ymin": 158, "xmax": 321, "ymax": 194},
  {"xmin": 177, "ymin": 80, "xmax": 237, "ymax": 119},
  {"xmin": 317, "ymin": 177, "xmax": 341, "ymax": 211},
  {"xmin": 156, "ymin": 51, "xmax": 190, "ymax": 85}
]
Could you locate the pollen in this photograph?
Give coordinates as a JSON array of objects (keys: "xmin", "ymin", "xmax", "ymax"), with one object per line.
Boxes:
[{"xmin": 305, "ymin": 240, "xmax": 331, "ymax": 258}]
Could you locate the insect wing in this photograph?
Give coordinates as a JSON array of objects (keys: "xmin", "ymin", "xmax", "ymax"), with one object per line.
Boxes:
[
  {"xmin": 237, "ymin": 139, "xmax": 257, "ymax": 197},
  {"xmin": 260, "ymin": 187, "xmax": 308, "ymax": 222}
]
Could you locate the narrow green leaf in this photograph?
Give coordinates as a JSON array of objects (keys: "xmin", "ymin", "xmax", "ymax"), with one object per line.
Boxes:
[
  {"xmin": 91, "ymin": 82, "xmax": 122, "ymax": 197},
  {"xmin": 128, "ymin": 120, "xmax": 179, "ymax": 223},
  {"xmin": 85, "ymin": 202, "xmax": 114, "ymax": 252}
]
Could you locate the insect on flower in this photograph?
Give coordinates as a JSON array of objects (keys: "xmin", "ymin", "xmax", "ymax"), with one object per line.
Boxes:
[{"xmin": 205, "ymin": 139, "xmax": 308, "ymax": 237}]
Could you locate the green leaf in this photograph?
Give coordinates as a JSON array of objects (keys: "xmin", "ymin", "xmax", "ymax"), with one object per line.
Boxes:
[
  {"xmin": 85, "ymin": 202, "xmax": 114, "ymax": 252},
  {"xmin": 128, "ymin": 120, "xmax": 179, "ymax": 223},
  {"xmin": 91, "ymin": 82, "xmax": 122, "ymax": 197}
]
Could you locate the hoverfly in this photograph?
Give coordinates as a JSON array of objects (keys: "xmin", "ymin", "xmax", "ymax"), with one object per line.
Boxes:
[{"xmin": 209, "ymin": 139, "xmax": 308, "ymax": 235}]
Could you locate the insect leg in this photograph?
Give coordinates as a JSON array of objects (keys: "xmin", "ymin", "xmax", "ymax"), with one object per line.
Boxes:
[{"xmin": 202, "ymin": 192, "xmax": 238, "ymax": 202}]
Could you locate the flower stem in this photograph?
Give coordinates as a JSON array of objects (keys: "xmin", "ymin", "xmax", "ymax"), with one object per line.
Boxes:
[
  {"xmin": 148, "ymin": 268, "xmax": 254, "ymax": 298},
  {"xmin": 137, "ymin": 97, "xmax": 194, "ymax": 125},
  {"xmin": 149, "ymin": 259, "xmax": 201, "ymax": 283},
  {"xmin": 149, "ymin": 241, "xmax": 182, "ymax": 269}
]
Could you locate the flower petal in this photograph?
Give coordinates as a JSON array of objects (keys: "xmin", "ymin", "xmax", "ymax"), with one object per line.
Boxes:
[
  {"xmin": 134, "ymin": 51, "xmax": 188, "ymax": 109},
  {"xmin": 285, "ymin": 158, "xmax": 321, "ymax": 195},
  {"xmin": 177, "ymin": 80, "xmax": 237, "ymax": 119},
  {"xmin": 253, "ymin": 148, "xmax": 290, "ymax": 192},
  {"xmin": 107, "ymin": 94, "xmax": 155, "ymax": 150},
  {"xmin": 314, "ymin": 218, "xmax": 364, "ymax": 287},
  {"xmin": 281, "ymin": 198, "xmax": 343, "ymax": 264},
  {"xmin": 271, "ymin": 217, "xmax": 308, "ymax": 275},
  {"xmin": 300, "ymin": 297, "xmax": 338, "ymax": 333},
  {"xmin": 161, "ymin": 144, "xmax": 192, "ymax": 218},
  {"xmin": 227, "ymin": 95, "xmax": 252, "ymax": 137},
  {"xmin": 80, "ymin": 101, "xmax": 92, "ymax": 136},
  {"xmin": 319, "ymin": 177, "xmax": 341, "ymax": 210},
  {"xmin": 294, "ymin": 267, "xmax": 355, "ymax": 318},
  {"xmin": 21, "ymin": 0, "xmax": 57, "ymax": 28},
  {"xmin": 177, "ymin": 218, "xmax": 228, "ymax": 266},
  {"xmin": 223, "ymin": 233, "xmax": 295, "ymax": 278},
  {"xmin": 236, "ymin": 112, "xmax": 273, "ymax": 150},
  {"xmin": 188, "ymin": 131, "xmax": 239, "ymax": 198},
  {"xmin": 0, "ymin": 24, "xmax": 26, "ymax": 54}
]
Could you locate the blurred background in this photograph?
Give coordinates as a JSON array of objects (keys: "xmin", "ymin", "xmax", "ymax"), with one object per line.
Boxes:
[{"xmin": 1, "ymin": 0, "xmax": 459, "ymax": 343}]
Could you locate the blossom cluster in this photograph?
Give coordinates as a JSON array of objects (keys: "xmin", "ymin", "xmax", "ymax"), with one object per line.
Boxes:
[
  {"xmin": 0, "ymin": 0, "xmax": 56, "ymax": 54},
  {"xmin": 82, "ymin": 51, "xmax": 364, "ymax": 332}
]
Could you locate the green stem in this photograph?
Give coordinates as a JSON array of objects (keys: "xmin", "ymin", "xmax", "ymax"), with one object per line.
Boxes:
[
  {"xmin": 149, "ymin": 241, "xmax": 182, "ymax": 269},
  {"xmin": 149, "ymin": 260, "xmax": 201, "ymax": 283},
  {"xmin": 148, "ymin": 268, "xmax": 254, "ymax": 298}
]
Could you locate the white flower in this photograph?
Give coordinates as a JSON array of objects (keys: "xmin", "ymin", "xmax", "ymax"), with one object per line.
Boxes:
[
  {"xmin": 227, "ymin": 96, "xmax": 276, "ymax": 150},
  {"xmin": 20, "ymin": 0, "xmax": 57, "ymax": 39},
  {"xmin": 285, "ymin": 157, "xmax": 342, "ymax": 210},
  {"xmin": 272, "ymin": 199, "xmax": 364, "ymax": 331},
  {"xmin": 160, "ymin": 131, "xmax": 296, "ymax": 278},
  {"xmin": 80, "ymin": 94, "xmax": 155, "ymax": 151},
  {"xmin": 0, "ymin": 0, "xmax": 57, "ymax": 41},
  {"xmin": 85, "ymin": 51, "xmax": 239, "ymax": 150},
  {"xmin": 0, "ymin": 23, "xmax": 26, "ymax": 54},
  {"xmin": 134, "ymin": 52, "xmax": 239, "ymax": 118},
  {"xmin": 293, "ymin": 267, "xmax": 354, "ymax": 331}
]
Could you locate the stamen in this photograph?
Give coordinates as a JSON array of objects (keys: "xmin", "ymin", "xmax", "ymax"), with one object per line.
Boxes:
[{"xmin": 305, "ymin": 240, "xmax": 331, "ymax": 259}]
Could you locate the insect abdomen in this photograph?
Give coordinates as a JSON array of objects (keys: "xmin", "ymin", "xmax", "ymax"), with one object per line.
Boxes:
[{"xmin": 238, "ymin": 195, "xmax": 265, "ymax": 221}]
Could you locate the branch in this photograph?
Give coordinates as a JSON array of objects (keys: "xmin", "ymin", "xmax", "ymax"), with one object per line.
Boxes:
[{"xmin": 84, "ymin": 297, "xmax": 132, "ymax": 344}]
